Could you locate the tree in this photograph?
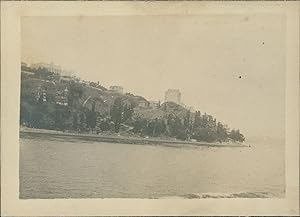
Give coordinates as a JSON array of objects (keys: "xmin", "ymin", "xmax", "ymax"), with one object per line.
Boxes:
[
  {"xmin": 51, "ymin": 106, "xmax": 70, "ymax": 130},
  {"xmin": 72, "ymin": 112, "xmax": 80, "ymax": 131},
  {"xmin": 86, "ymin": 110, "xmax": 97, "ymax": 129},
  {"xmin": 183, "ymin": 110, "xmax": 193, "ymax": 139},
  {"xmin": 79, "ymin": 112, "xmax": 87, "ymax": 131},
  {"xmin": 229, "ymin": 129, "xmax": 245, "ymax": 142},
  {"xmin": 216, "ymin": 122, "xmax": 228, "ymax": 142},
  {"xmin": 154, "ymin": 119, "xmax": 166, "ymax": 136},
  {"xmin": 67, "ymin": 82, "xmax": 84, "ymax": 108},
  {"xmin": 20, "ymin": 102, "xmax": 31, "ymax": 125},
  {"xmin": 193, "ymin": 111, "xmax": 201, "ymax": 128},
  {"xmin": 110, "ymin": 97, "xmax": 123, "ymax": 132},
  {"xmin": 122, "ymin": 102, "xmax": 133, "ymax": 123},
  {"xmin": 34, "ymin": 67, "xmax": 53, "ymax": 80},
  {"xmin": 132, "ymin": 117, "xmax": 148, "ymax": 135},
  {"xmin": 192, "ymin": 127, "xmax": 211, "ymax": 142},
  {"xmin": 166, "ymin": 114, "xmax": 187, "ymax": 140},
  {"xmin": 98, "ymin": 117, "xmax": 111, "ymax": 132}
]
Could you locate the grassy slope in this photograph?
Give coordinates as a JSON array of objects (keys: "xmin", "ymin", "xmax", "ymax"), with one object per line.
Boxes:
[{"xmin": 21, "ymin": 77, "xmax": 176, "ymax": 118}]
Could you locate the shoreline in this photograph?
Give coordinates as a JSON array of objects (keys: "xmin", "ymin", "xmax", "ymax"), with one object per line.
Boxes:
[{"xmin": 19, "ymin": 127, "xmax": 247, "ymax": 148}]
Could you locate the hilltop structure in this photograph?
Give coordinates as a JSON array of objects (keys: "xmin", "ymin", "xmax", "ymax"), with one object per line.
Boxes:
[
  {"xmin": 20, "ymin": 60, "xmax": 245, "ymax": 143},
  {"xmin": 165, "ymin": 89, "xmax": 181, "ymax": 104},
  {"xmin": 30, "ymin": 62, "xmax": 77, "ymax": 78},
  {"xmin": 31, "ymin": 62, "xmax": 62, "ymax": 74},
  {"xmin": 109, "ymin": 85, "xmax": 123, "ymax": 94}
]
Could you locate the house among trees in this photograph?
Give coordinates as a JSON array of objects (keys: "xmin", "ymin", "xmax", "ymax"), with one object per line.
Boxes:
[
  {"xmin": 137, "ymin": 100, "xmax": 149, "ymax": 108},
  {"xmin": 55, "ymin": 87, "xmax": 68, "ymax": 106},
  {"xmin": 48, "ymin": 73, "xmax": 60, "ymax": 82},
  {"xmin": 109, "ymin": 85, "xmax": 123, "ymax": 94},
  {"xmin": 21, "ymin": 70, "xmax": 35, "ymax": 76},
  {"xmin": 19, "ymin": 60, "xmax": 245, "ymax": 143},
  {"xmin": 149, "ymin": 100, "xmax": 160, "ymax": 109},
  {"xmin": 31, "ymin": 62, "xmax": 62, "ymax": 74},
  {"xmin": 21, "ymin": 62, "xmax": 27, "ymax": 68},
  {"xmin": 165, "ymin": 89, "xmax": 181, "ymax": 105},
  {"xmin": 35, "ymin": 85, "xmax": 47, "ymax": 102},
  {"xmin": 21, "ymin": 62, "xmax": 35, "ymax": 77},
  {"xmin": 60, "ymin": 75, "xmax": 72, "ymax": 83}
]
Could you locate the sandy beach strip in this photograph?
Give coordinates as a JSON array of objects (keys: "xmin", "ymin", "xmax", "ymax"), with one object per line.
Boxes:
[{"xmin": 19, "ymin": 127, "xmax": 246, "ymax": 148}]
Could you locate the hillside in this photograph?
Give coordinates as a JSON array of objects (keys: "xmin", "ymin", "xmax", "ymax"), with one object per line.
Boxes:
[
  {"xmin": 134, "ymin": 102, "xmax": 188, "ymax": 120},
  {"xmin": 20, "ymin": 66, "xmax": 245, "ymax": 143}
]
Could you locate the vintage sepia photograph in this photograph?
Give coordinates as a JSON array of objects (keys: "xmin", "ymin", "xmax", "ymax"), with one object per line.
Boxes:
[
  {"xmin": 1, "ymin": 1, "xmax": 299, "ymax": 215},
  {"xmin": 19, "ymin": 14, "xmax": 286, "ymax": 200}
]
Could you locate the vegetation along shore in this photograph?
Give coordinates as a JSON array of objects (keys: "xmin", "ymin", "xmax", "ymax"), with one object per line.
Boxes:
[
  {"xmin": 20, "ymin": 127, "xmax": 246, "ymax": 148},
  {"xmin": 20, "ymin": 63, "xmax": 245, "ymax": 144}
]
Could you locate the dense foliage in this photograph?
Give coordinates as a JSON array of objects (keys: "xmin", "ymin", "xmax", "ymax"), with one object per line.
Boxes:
[{"xmin": 20, "ymin": 66, "xmax": 245, "ymax": 143}]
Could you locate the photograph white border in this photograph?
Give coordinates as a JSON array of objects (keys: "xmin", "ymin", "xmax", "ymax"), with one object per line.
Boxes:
[{"xmin": 1, "ymin": 1, "xmax": 299, "ymax": 216}]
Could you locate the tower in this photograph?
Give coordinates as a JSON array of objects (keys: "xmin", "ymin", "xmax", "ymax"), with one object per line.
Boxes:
[{"xmin": 164, "ymin": 89, "xmax": 181, "ymax": 104}]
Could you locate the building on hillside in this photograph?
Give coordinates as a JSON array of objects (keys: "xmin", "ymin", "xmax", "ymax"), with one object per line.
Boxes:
[
  {"xmin": 48, "ymin": 73, "xmax": 61, "ymax": 81},
  {"xmin": 109, "ymin": 85, "xmax": 123, "ymax": 94},
  {"xmin": 179, "ymin": 102, "xmax": 195, "ymax": 112},
  {"xmin": 35, "ymin": 86, "xmax": 47, "ymax": 102},
  {"xmin": 137, "ymin": 100, "xmax": 149, "ymax": 108},
  {"xmin": 21, "ymin": 62, "xmax": 28, "ymax": 68},
  {"xmin": 79, "ymin": 80, "xmax": 89, "ymax": 86},
  {"xmin": 187, "ymin": 106, "xmax": 195, "ymax": 113},
  {"xmin": 149, "ymin": 100, "xmax": 160, "ymax": 109},
  {"xmin": 31, "ymin": 62, "xmax": 62, "ymax": 74},
  {"xmin": 60, "ymin": 75, "xmax": 72, "ymax": 82},
  {"xmin": 165, "ymin": 89, "xmax": 181, "ymax": 104},
  {"xmin": 61, "ymin": 69, "xmax": 75, "ymax": 77},
  {"xmin": 21, "ymin": 70, "xmax": 35, "ymax": 76},
  {"xmin": 73, "ymin": 76, "xmax": 80, "ymax": 82},
  {"xmin": 55, "ymin": 87, "xmax": 68, "ymax": 106},
  {"xmin": 21, "ymin": 62, "xmax": 35, "ymax": 77}
]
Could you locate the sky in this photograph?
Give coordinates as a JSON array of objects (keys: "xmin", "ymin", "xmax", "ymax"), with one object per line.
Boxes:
[{"xmin": 21, "ymin": 15, "xmax": 286, "ymax": 139}]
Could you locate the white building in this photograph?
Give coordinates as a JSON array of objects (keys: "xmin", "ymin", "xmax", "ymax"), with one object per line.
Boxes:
[
  {"xmin": 109, "ymin": 85, "xmax": 123, "ymax": 94},
  {"xmin": 137, "ymin": 101, "xmax": 149, "ymax": 108},
  {"xmin": 21, "ymin": 70, "xmax": 35, "ymax": 76},
  {"xmin": 61, "ymin": 69, "xmax": 76, "ymax": 77},
  {"xmin": 31, "ymin": 62, "xmax": 62, "ymax": 74},
  {"xmin": 60, "ymin": 75, "xmax": 72, "ymax": 82},
  {"xmin": 21, "ymin": 62, "xmax": 28, "ymax": 68},
  {"xmin": 180, "ymin": 102, "xmax": 195, "ymax": 112},
  {"xmin": 149, "ymin": 100, "xmax": 160, "ymax": 109},
  {"xmin": 165, "ymin": 89, "xmax": 181, "ymax": 104},
  {"xmin": 55, "ymin": 87, "xmax": 68, "ymax": 106}
]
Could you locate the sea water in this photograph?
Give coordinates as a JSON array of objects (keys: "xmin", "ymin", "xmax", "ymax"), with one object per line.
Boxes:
[{"xmin": 19, "ymin": 133, "xmax": 285, "ymax": 199}]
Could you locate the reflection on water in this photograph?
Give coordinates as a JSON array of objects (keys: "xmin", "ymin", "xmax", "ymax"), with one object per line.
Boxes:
[{"xmin": 20, "ymin": 133, "xmax": 285, "ymax": 199}]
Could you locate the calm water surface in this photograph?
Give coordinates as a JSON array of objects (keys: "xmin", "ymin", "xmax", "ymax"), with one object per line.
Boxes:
[{"xmin": 20, "ymin": 133, "xmax": 285, "ymax": 199}]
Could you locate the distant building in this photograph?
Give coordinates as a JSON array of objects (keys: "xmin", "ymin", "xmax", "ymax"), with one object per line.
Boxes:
[
  {"xmin": 79, "ymin": 80, "xmax": 90, "ymax": 86},
  {"xmin": 61, "ymin": 69, "xmax": 76, "ymax": 77},
  {"xmin": 21, "ymin": 70, "xmax": 35, "ymax": 76},
  {"xmin": 60, "ymin": 75, "xmax": 72, "ymax": 82},
  {"xmin": 48, "ymin": 73, "xmax": 61, "ymax": 81},
  {"xmin": 35, "ymin": 86, "xmax": 47, "ymax": 102},
  {"xmin": 55, "ymin": 87, "xmax": 68, "ymax": 106},
  {"xmin": 137, "ymin": 101, "xmax": 149, "ymax": 108},
  {"xmin": 149, "ymin": 100, "xmax": 160, "ymax": 109},
  {"xmin": 31, "ymin": 62, "xmax": 62, "ymax": 74},
  {"xmin": 187, "ymin": 106, "xmax": 195, "ymax": 113},
  {"xmin": 109, "ymin": 85, "xmax": 123, "ymax": 94},
  {"xmin": 165, "ymin": 89, "xmax": 181, "ymax": 104},
  {"xmin": 180, "ymin": 103, "xmax": 195, "ymax": 112},
  {"xmin": 21, "ymin": 62, "xmax": 27, "ymax": 68}
]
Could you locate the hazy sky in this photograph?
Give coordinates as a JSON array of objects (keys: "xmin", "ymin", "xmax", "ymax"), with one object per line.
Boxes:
[{"xmin": 21, "ymin": 15, "xmax": 286, "ymax": 138}]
